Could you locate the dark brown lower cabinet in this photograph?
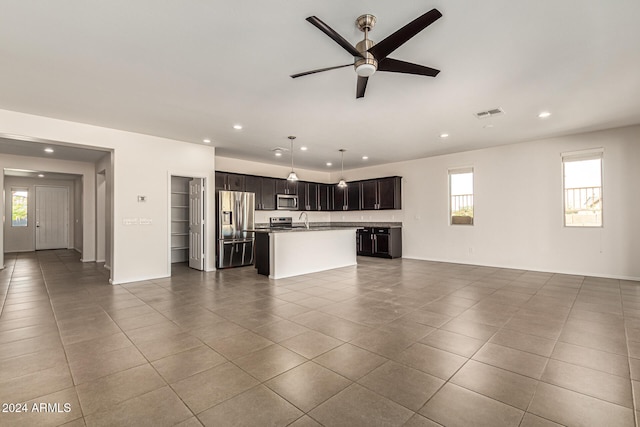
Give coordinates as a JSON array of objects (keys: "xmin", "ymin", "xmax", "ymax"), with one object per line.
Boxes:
[
  {"xmin": 255, "ymin": 232, "xmax": 270, "ymax": 276},
  {"xmin": 356, "ymin": 227, "xmax": 402, "ymax": 258}
]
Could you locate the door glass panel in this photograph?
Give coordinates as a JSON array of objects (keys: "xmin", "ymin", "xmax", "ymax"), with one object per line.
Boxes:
[{"xmin": 11, "ymin": 189, "xmax": 28, "ymax": 227}]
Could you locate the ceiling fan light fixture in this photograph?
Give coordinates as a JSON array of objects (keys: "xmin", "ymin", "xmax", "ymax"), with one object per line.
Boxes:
[{"xmin": 355, "ymin": 63, "xmax": 376, "ymax": 77}]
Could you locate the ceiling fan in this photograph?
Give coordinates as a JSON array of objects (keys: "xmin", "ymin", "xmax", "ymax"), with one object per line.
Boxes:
[{"xmin": 291, "ymin": 8, "xmax": 442, "ymax": 99}]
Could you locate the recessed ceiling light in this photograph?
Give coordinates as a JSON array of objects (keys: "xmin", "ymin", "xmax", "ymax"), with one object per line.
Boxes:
[
  {"xmin": 275, "ymin": 151, "xmax": 282, "ymax": 157},
  {"xmin": 300, "ymin": 146, "xmax": 308, "ymax": 151},
  {"xmin": 233, "ymin": 124, "xmax": 243, "ymax": 130},
  {"xmin": 203, "ymin": 138, "xmax": 211, "ymax": 143},
  {"xmin": 538, "ymin": 111, "xmax": 551, "ymax": 118},
  {"xmin": 44, "ymin": 147, "xmax": 54, "ymax": 153},
  {"xmin": 440, "ymin": 133, "xmax": 449, "ymax": 139},
  {"xmin": 38, "ymin": 174, "xmax": 44, "ymax": 178},
  {"xmin": 326, "ymin": 162, "xmax": 332, "ymax": 167},
  {"xmin": 362, "ymin": 156, "xmax": 369, "ymax": 160}
]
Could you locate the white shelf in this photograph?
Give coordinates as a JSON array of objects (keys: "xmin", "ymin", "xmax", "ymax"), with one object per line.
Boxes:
[{"xmin": 171, "ymin": 176, "xmax": 191, "ymax": 263}]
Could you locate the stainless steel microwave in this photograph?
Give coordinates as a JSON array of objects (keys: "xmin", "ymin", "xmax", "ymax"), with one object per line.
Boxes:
[{"xmin": 276, "ymin": 194, "xmax": 298, "ymax": 210}]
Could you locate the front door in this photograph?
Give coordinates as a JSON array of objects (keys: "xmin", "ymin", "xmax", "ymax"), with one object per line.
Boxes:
[
  {"xmin": 35, "ymin": 186, "xmax": 69, "ymax": 250},
  {"xmin": 188, "ymin": 178, "xmax": 204, "ymax": 270}
]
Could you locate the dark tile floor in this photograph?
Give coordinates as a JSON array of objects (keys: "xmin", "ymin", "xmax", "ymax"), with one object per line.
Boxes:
[{"xmin": 1, "ymin": 250, "xmax": 639, "ymax": 426}]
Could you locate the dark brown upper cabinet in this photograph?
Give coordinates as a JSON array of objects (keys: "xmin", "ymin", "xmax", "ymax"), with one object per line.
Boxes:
[
  {"xmin": 215, "ymin": 171, "xmax": 401, "ymax": 211},
  {"xmin": 319, "ymin": 184, "xmax": 332, "ymax": 211},
  {"xmin": 215, "ymin": 172, "xmax": 245, "ymax": 191},
  {"xmin": 347, "ymin": 184, "xmax": 361, "ymax": 210},
  {"xmin": 260, "ymin": 177, "xmax": 277, "ymax": 210},
  {"xmin": 297, "ymin": 182, "xmax": 320, "ymax": 211},
  {"xmin": 360, "ymin": 177, "xmax": 402, "ymax": 210},
  {"xmin": 275, "ymin": 179, "xmax": 297, "ymax": 195}
]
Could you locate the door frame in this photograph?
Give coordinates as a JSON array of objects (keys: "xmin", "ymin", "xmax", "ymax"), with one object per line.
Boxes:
[
  {"xmin": 96, "ymin": 170, "xmax": 106, "ymax": 262},
  {"xmin": 167, "ymin": 172, "xmax": 209, "ymax": 276}
]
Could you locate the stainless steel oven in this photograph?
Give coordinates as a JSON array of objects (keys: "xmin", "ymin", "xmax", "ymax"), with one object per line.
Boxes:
[{"xmin": 276, "ymin": 194, "xmax": 298, "ymax": 210}]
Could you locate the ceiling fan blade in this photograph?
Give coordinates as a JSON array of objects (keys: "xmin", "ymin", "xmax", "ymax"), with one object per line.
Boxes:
[
  {"xmin": 306, "ymin": 16, "xmax": 363, "ymax": 58},
  {"xmin": 368, "ymin": 9, "xmax": 442, "ymax": 61},
  {"xmin": 356, "ymin": 76, "xmax": 368, "ymax": 99},
  {"xmin": 290, "ymin": 63, "xmax": 353, "ymax": 79},
  {"xmin": 378, "ymin": 58, "xmax": 440, "ymax": 77}
]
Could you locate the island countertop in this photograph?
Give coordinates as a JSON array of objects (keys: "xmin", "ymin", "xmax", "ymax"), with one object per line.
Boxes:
[
  {"xmin": 252, "ymin": 226, "xmax": 360, "ymax": 233},
  {"xmin": 252, "ymin": 221, "xmax": 402, "ymax": 232}
]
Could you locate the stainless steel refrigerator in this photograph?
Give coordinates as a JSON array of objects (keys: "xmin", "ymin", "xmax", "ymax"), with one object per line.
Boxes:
[{"xmin": 217, "ymin": 191, "xmax": 255, "ymax": 269}]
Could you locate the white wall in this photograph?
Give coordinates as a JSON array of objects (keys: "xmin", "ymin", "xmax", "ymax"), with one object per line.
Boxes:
[
  {"xmin": 3, "ymin": 176, "xmax": 76, "ymax": 252},
  {"xmin": 0, "ymin": 109, "xmax": 216, "ymax": 284},
  {"xmin": 332, "ymin": 125, "xmax": 640, "ymax": 280}
]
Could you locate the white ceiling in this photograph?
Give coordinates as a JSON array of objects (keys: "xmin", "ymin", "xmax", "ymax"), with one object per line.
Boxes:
[{"xmin": 1, "ymin": 1, "xmax": 639, "ymax": 171}]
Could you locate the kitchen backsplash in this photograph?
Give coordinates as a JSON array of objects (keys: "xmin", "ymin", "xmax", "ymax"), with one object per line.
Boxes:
[{"xmin": 255, "ymin": 209, "xmax": 403, "ymax": 225}]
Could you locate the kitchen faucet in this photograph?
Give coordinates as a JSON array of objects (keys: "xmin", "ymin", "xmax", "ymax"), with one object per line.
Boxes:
[{"xmin": 298, "ymin": 211, "xmax": 309, "ymax": 229}]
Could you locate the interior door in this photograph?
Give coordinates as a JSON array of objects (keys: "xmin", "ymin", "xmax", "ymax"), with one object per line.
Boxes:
[
  {"xmin": 35, "ymin": 186, "xmax": 69, "ymax": 250},
  {"xmin": 189, "ymin": 178, "xmax": 205, "ymax": 270}
]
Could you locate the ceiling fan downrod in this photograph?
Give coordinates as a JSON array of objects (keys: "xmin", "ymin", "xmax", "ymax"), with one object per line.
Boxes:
[{"xmin": 355, "ymin": 14, "xmax": 378, "ymax": 77}]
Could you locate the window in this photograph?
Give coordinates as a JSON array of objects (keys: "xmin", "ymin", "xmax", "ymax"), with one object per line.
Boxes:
[
  {"xmin": 11, "ymin": 189, "xmax": 28, "ymax": 227},
  {"xmin": 562, "ymin": 150, "xmax": 603, "ymax": 227},
  {"xmin": 449, "ymin": 168, "xmax": 474, "ymax": 225}
]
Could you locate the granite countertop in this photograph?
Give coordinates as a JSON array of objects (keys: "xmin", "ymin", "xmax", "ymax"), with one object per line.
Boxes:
[
  {"xmin": 254, "ymin": 226, "xmax": 361, "ymax": 233},
  {"xmin": 254, "ymin": 221, "xmax": 402, "ymax": 230}
]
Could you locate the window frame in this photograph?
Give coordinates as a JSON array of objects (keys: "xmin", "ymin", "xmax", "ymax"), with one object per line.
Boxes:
[
  {"xmin": 10, "ymin": 187, "xmax": 29, "ymax": 228},
  {"xmin": 448, "ymin": 166, "xmax": 474, "ymax": 226},
  {"xmin": 561, "ymin": 148, "xmax": 604, "ymax": 228}
]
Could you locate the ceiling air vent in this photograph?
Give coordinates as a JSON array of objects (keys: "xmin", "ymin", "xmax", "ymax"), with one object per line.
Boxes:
[
  {"xmin": 475, "ymin": 107, "xmax": 505, "ymax": 119},
  {"xmin": 271, "ymin": 147, "xmax": 289, "ymax": 152}
]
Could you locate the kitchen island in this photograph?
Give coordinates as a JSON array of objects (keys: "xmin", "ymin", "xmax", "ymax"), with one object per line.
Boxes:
[{"xmin": 255, "ymin": 227, "xmax": 358, "ymax": 279}]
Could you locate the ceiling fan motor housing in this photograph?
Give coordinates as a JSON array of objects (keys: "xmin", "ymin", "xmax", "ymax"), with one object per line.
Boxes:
[{"xmin": 355, "ymin": 37, "xmax": 377, "ymax": 77}]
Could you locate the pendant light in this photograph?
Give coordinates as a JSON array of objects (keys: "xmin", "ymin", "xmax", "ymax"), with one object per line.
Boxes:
[
  {"xmin": 337, "ymin": 149, "xmax": 347, "ymax": 188},
  {"xmin": 287, "ymin": 136, "xmax": 299, "ymax": 181}
]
